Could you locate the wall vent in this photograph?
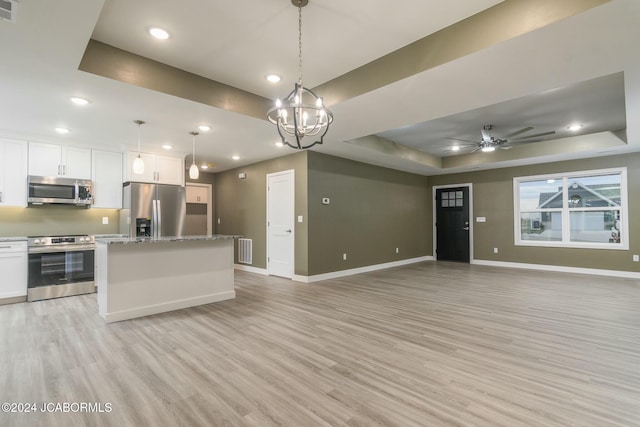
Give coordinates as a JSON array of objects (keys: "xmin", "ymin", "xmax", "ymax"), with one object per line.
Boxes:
[
  {"xmin": 0, "ymin": 0, "xmax": 17, "ymax": 23},
  {"xmin": 238, "ymin": 238, "xmax": 252, "ymax": 264}
]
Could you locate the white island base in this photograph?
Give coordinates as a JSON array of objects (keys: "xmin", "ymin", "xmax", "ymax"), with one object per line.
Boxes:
[{"xmin": 96, "ymin": 237, "xmax": 236, "ymax": 323}]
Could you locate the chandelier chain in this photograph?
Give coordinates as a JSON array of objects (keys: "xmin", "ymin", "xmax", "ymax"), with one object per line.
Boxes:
[{"xmin": 298, "ymin": 3, "xmax": 303, "ymax": 85}]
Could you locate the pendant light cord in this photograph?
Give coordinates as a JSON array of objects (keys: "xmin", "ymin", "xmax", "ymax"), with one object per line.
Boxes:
[{"xmin": 190, "ymin": 131, "xmax": 199, "ymax": 165}]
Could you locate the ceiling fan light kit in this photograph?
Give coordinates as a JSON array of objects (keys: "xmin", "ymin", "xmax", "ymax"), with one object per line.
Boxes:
[{"xmin": 266, "ymin": 0, "xmax": 333, "ymax": 149}]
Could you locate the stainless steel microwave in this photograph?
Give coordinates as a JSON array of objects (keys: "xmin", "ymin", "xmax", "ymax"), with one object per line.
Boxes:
[{"xmin": 27, "ymin": 176, "xmax": 93, "ymax": 206}]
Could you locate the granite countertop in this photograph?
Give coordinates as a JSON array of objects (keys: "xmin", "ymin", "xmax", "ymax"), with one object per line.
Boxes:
[
  {"xmin": 95, "ymin": 235, "xmax": 241, "ymax": 245},
  {"xmin": 0, "ymin": 236, "xmax": 28, "ymax": 242}
]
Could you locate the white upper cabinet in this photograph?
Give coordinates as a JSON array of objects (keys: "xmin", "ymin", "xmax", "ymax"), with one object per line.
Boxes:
[
  {"xmin": 92, "ymin": 150, "xmax": 123, "ymax": 209},
  {"xmin": 186, "ymin": 185, "xmax": 208, "ymax": 204},
  {"xmin": 0, "ymin": 138, "xmax": 28, "ymax": 207},
  {"xmin": 124, "ymin": 151, "xmax": 184, "ymax": 186},
  {"xmin": 28, "ymin": 142, "xmax": 91, "ymax": 179},
  {"xmin": 155, "ymin": 155, "xmax": 184, "ymax": 186}
]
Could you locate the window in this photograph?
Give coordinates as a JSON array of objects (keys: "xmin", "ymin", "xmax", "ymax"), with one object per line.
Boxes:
[{"xmin": 514, "ymin": 168, "xmax": 628, "ymax": 249}]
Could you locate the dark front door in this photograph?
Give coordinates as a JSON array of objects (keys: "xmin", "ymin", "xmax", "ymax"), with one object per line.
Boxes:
[{"xmin": 436, "ymin": 186, "xmax": 470, "ymax": 262}]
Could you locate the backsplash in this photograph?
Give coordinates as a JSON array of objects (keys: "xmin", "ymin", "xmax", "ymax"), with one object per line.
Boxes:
[{"xmin": 0, "ymin": 206, "xmax": 120, "ymax": 237}]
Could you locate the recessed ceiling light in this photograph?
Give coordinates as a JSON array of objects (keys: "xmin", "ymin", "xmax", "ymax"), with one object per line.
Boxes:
[
  {"xmin": 450, "ymin": 145, "xmax": 460, "ymax": 151},
  {"xmin": 201, "ymin": 164, "xmax": 209, "ymax": 170},
  {"xmin": 266, "ymin": 74, "xmax": 281, "ymax": 83},
  {"xmin": 149, "ymin": 27, "xmax": 170, "ymax": 40},
  {"xmin": 55, "ymin": 127, "xmax": 70, "ymax": 134},
  {"xmin": 232, "ymin": 155, "xmax": 240, "ymax": 161},
  {"xmin": 198, "ymin": 125, "xmax": 211, "ymax": 132},
  {"xmin": 568, "ymin": 124, "xmax": 583, "ymax": 131},
  {"xmin": 275, "ymin": 142, "xmax": 284, "ymax": 147},
  {"xmin": 162, "ymin": 144, "xmax": 172, "ymax": 150},
  {"xmin": 70, "ymin": 97, "xmax": 90, "ymax": 106}
]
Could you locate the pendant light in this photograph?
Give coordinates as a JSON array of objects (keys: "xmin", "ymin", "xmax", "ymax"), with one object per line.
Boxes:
[
  {"xmin": 133, "ymin": 120, "xmax": 145, "ymax": 174},
  {"xmin": 189, "ymin": 131, "xmax": 199, "ymax": 179},
  {"xmin": 266, "ymin": 0, "xmax": 333, "ymax": 149}
]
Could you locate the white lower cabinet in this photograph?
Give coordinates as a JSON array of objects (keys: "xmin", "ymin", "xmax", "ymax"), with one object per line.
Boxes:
[{"xmin": 0, "ymin": 241, "xmax": 28, "ymax": 300}]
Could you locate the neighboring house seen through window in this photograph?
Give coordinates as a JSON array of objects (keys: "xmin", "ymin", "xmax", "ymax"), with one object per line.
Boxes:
[{"xmin": 514, "ymin": 168, "xmax": 628, "ymax": 249}]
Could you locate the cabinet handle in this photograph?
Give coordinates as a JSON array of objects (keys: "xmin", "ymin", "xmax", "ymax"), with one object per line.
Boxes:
[
  {"xmin": 57, "ymin": 165, "xmax": 61, "ymax": 175},
  {"xmin": 0, "ymin": 191, "xmax": 3, "ymax": 203},
  {"xmin": 63, "ymin": 165, "xmax": 66, "ymax": 175}
]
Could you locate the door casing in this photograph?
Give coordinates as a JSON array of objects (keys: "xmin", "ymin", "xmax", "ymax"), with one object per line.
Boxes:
[
  {"xmin": 432, "ymin": 183, "xmax": 474, "ymax": 263},
  {"xmin": 266, "ymin": 169, "xmax": 295, "ymax": 278}
]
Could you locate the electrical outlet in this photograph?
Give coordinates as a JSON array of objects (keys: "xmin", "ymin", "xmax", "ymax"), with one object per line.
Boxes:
[
  {"xmin": 493, "ymin": 247, "xmax": 498, "ymax": 254},
  {"xmin": 217, "ymin": 218, "xmax": 221, "ymax": 224},
  {"xmin": 343, "ymin": 253, "xmax": 347, "ymax": 261},
  {"xmin": 297, "ymin": 215, "xmax": 303, "ymax": 223},
  {"xmin": 633, "ymin": 254, "xmax": 639, "ymax": 262},
  {"xmin": 102, "ymin": 216, "xmax": 108, "ymax": 225},
  {"xmin": 395, "ymin": 247, "xmax": 399, "ymax": 254}
]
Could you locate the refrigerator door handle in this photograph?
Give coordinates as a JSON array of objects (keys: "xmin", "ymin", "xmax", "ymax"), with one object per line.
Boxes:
[
  {"xmin": 152, "ymin": 199, "xmax": 158, "ymax": 239},
  {"xmin": 157, "ymin": 199, "xmax": 162, "ymax": 238}
]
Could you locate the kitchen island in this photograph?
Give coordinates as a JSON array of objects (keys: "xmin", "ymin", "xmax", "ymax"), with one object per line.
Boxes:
[{"xmin": 95, "ymin": 235, "xmax": 239, "ymax": 323}]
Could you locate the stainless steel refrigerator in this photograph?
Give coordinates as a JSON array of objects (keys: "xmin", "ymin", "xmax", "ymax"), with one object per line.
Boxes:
[{"xmin": 120, "ymin": 182, "xmax": 186, "ymax": 238}]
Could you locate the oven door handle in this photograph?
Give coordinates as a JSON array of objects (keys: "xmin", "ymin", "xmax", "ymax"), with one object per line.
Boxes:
[{"xmin": 28, "ymin": 245, "xmax": 95, "ymax": 254}]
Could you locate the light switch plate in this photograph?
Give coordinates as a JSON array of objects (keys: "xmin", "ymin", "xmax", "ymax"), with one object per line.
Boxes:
[
  {"xmin": 476, "ymin": 217, "xmax": 486, "ymax": 223},
  {"xmin": 102, "ymin": 216, "xmax": 109, "ymax": 225},
  {"xmin": 297, "ymin": 215, "xmax": 303, "ymax": 223}
]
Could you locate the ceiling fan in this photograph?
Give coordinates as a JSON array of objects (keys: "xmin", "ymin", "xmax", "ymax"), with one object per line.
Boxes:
[{"xmin": 447, "ymin": 125, "xmax": 556, "ymax": 153}]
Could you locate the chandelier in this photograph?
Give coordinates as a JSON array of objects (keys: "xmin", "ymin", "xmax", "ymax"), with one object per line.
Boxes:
[{"xmin": 267, "ymin": 0, "xmax": 333, "ymax": 149}]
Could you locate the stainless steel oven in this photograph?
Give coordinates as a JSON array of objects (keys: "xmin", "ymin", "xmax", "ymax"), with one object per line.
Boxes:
[{"xmin": 27, "ymin": 235, "xmax": 95, "ymax": 302}]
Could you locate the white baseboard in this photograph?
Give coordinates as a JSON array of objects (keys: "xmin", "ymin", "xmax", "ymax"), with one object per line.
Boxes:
[
  {"xmin": 234, "ymin": 264, "xmax": 269, "ymax": 275},
  {"xmin": 102, "ymin": 291, "xmax": 236, "ymax": 323},
  {"xmin": 472, "ymin": 259, "xmax": 640, "ymax": 279},
  {"xmin": 292, "ymin": 256, "xmax": 434, "ymax": 283}
]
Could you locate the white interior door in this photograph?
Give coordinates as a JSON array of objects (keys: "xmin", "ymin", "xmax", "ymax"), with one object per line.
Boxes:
[{"xmin": 267, "ymin": 170, "xmax": 294, "ymax": 278}]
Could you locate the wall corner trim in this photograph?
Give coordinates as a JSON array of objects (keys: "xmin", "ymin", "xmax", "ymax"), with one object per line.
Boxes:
[
  {"xmin": 292, "ymin": 256, "xmax": 434, "ymax": 283},
  {"xmin": 234, "ymin": 264, "xmax": 269, "ymax": 275},
  {"xmin": 472, "ymin": 259, "xmax": 640, "ymax": 279}
]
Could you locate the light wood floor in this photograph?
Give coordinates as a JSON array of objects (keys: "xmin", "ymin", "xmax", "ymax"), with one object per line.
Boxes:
[{"xmin": 1, "ymin": 262, "xmax": 639, "ymax": 426}]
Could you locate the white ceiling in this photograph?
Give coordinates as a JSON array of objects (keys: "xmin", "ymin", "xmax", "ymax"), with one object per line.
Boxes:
[{"xmin": 1, "ymin": 0, "xmax": 639, "ymax": 175}]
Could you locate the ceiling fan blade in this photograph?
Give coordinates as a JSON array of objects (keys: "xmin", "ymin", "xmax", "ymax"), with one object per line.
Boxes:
[
  {"xmin": 500, "ymin": 145, "xmax": 513, "ymax": 150},
  {"xmin": 511, "ymin": 139, "xmax": 542, "ymax": 144},
  {"xmin": 446, "ymin": 137, "xmax": 478, "ymax": 143},
  {"xmin": 514, "ymin": 130, "xmax": 556, "ymax": 140},
  {"xmin": 503, "ymin": 126, "xmax": 534, "ymax": 139}
]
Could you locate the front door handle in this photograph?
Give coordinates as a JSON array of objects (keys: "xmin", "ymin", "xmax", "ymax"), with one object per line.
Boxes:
[{"xmin": 463, "ymin": 226, "xmax": 470, "ymax": 231}]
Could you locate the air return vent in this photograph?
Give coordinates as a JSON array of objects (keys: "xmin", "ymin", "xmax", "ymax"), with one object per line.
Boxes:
[
  {"xmin": 0, "ymin": 0, "xmax": 17, "ymax": 23},
  {"xmin": 238, "ymin": 238, "xmax": 252, "ymax": 264}
]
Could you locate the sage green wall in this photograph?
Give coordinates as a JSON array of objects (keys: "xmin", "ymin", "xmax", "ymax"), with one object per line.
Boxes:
[
  {"xmin": 307, "ymin": 152, "xmax": 430, "ymax": 275},
  {"xmin": 429, "ymin": 153, "xmax": 640, "ymax": 272},
  {"xmin": 0, "ymin": 206, "xmax": 120, "ymax": 237},
  {"xmin": 215, "ymin": 151, "xmax": 309, "ymax": 274}
]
